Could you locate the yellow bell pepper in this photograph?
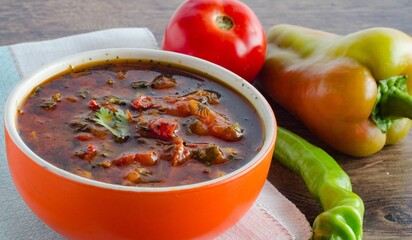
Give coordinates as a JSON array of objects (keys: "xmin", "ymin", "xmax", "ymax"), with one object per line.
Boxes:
[{"xmin": 259, "ymin": 24, "xmax": 412, "ymax": 156}]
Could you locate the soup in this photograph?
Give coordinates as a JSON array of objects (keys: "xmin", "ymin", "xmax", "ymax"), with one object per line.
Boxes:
[{"xmin": 17, "ymin": 60, "xmax": 264, "ymax": 187}]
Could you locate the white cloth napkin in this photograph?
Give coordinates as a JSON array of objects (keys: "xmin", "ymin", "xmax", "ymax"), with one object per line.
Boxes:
[{"xmin": 0, "ymin": 28, "xmax": 312, "ymax": 240}]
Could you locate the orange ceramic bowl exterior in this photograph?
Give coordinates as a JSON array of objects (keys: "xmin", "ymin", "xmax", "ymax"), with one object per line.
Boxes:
[{"xmin": 4, "ymin": 49, "xmax": 276, "ymax": 240}]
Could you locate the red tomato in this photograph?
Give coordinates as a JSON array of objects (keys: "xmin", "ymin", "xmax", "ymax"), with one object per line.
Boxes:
[
  {"xmin": 162, "ymin": 0, "xmax": 266, "ymax": 83},
  {"xmin": 130, "ymin": 95, "xmax": 154, "ymax": 110},
  {"xmin": 88, "ymin": 99, "xmax": 99, "ymax": 110},
  {"xmin": 148, "ymin": 118, "xmax": 179, "ymax": 141}
]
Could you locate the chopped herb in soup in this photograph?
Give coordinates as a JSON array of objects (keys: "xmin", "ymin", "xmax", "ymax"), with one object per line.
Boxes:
[{"xmin": 17, "ymin": 61, "xmax": 264, "ymax": 187}]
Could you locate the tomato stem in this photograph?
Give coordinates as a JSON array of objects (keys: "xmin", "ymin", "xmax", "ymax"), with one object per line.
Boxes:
[{"xmin": 215, "ymin": 15, "xmax": 233, "ymax": 30}]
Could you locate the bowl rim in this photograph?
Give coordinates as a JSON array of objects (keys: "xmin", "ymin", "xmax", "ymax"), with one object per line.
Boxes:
[{"xmin": 4, "ymin": 48, "xmax": 276, "ymax": 193}]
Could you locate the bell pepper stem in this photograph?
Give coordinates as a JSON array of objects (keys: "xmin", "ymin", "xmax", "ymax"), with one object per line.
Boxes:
[
  {"xmin": 371, "ymin": 75, "xmax": 412, "ymax": 132},
  {"xmin": 380, "ymin": 87, "xmax": 412, "ymax": 118}
]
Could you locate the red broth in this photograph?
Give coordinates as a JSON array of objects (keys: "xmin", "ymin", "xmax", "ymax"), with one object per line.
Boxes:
[{"xmin": 17, "ymin": 61, "xmax": 264, "ymax": 187}]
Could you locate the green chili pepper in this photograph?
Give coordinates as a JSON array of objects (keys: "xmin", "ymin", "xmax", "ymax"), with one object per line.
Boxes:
[{"xmin": 274, "ymin": 127, "xmax": 365, "ymax": 240}]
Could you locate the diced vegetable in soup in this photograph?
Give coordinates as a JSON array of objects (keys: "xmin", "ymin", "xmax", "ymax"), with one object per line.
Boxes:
[{"xmin": 17, "ymin": 61, "xmax": 264, "ymax": 187}]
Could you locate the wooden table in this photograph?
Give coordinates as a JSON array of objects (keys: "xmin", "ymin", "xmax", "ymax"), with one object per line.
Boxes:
[{"xmin": 1, "ymin": 0, "xmax": 411, "ymax": 239}]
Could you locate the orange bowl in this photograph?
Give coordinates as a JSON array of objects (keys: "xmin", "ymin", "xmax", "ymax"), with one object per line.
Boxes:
[{"xmin": 4, "ymin": 48, "xmax": 276, "ymax": 239}]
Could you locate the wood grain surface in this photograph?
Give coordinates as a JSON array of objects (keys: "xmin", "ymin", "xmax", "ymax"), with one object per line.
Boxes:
[{"xmin": 1, "ymin": 0, "xmax": 411, "ymax": 239}]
